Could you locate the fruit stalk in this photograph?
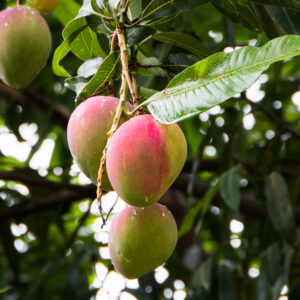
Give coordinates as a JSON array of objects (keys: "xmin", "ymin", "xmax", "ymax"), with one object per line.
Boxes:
[
  {"xmin": 96, "ymin": 28, "xmax": 129, "ymax": 225},
  {"xmin": 117, "ymin": 29, "xmax": 139, "ymax": 108}
]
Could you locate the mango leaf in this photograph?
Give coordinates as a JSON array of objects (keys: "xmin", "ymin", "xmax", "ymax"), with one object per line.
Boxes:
[
  {"xmin": 153, "ymin": 32, "xmax": 213, "ymax": 59},
  {"xmin": 143, "ymin": 12, "xmax": 182, "ymax": 31},
  {"xmin": 77, "ymin": 57, "xmax": 104, "ymax": 78},
  {"xmin": 174, "ymin": 0, "xmax": 209, "ymax": 10},
  {"xmin": 144, "ymin": 35, "xmax": 300, "ymax": 124},
  {"xmin": 211, "ymin": 0, "xmax": 260, "ymax": 31},
  {"xmin": 78, "ymin": 52, "xmax": 121, "ymax": 99},
  {"xmin": 220, "ymin": 165, "xmax": 241, "ymax": 211},
  {"xmin": 62, "ymin": 0, "xmax": 104, "ymax": 61},
  {"xmin": 137, "ymin": 51, "xmax": 167, "ymax": 77},
  {"xmin": 265, "ymin": 172, "xmax": 296, "ymax": 244},
  {"xmin": 260, "ymin": 243, "xmax": 282, "ymax": 285},
  {"xmin": 140, "ymin": 0, "xmax": 174, "ymax": 23},
  {"xmin": 128, "ymin": 0, "xmax": 142, "ymax": 21},
  {"xmin": 178, "ymin": 182, "xmax": 220, "ymax": 237},
  {"xmin": 65, "ymin": 76, "xmax": 89, "ymax": 97},
  {"xmin": 191, "ymin": 258, "xmax": 212, "ymax": 291},
  {"xmin": 54, "ymin": 0, "xmax": 81, "ymax": 25},
  {"xmin": 52, "ymin": 39, "xmax": 73, "ymax": 77},
  {"xmin": 266, "ymin": 6, "xmax": 300, "ymax": 34},
  {"xmin": 249, "ymin": 0, "xmax": 300, "ymax": 10}
]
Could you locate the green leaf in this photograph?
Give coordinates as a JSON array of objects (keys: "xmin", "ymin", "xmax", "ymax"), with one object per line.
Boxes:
[
  {"xmin": 52, "ymin": 39, "xmax": 73, "ymax": 77},
  {"xmin": 140, "ymin": 0, "xmax": 174, "ymax": 22},
  {"xmin": 260, "ymin": 243, "xmax": 282, "ymax": 285},
  {"xmin": 137, "ymin": 51, "xmax": 167, "ymax": 77},
  {"xmin": 128, "ymin": 0, "xmax": 142, "ymax": 21},
  {"xmin": 249, "ymin": 0, "xmax": 300, "ymax": 10},
  {"xmin": 218, "ymin": 261, "xmax": 235, "ymax": 300},
  {"xmin": 266, "ymin": 6, "xmax": 300, "ymax": 34},
  {"xmin": 153, "ymin": 32, "xmax": 212, "ymax": 59},
  {"xmin": 143, "ymin": 12, "xmax": 182, "ymax": 31},
  {"xmin": 65, "ymin": 76, "xmax": 89, "ymax": 97},
  {"xmin": 0, "ymin": 286, "xmax": 12, "ymax": 294},
  {"xmin": 220, "ymin": 165, "xmax": 241, "ymax": 211},
  {"xmin": 77, "ymin": 57, "xmax": 104, "ymax": 78},
  {"xmin": 144, "ymin": 35, "xmax": 300, "ymax": 124},
  {"xmin": 211, "ymin": 0, "xmax": 260, "ymax": 31},
  {"xmin": 192, "ymin": 258, "xmax": 212, "ymax": 291},
  {"xmin": 54, "ymin": 0, "xmax": 81, "ymax": 25},
  {"xmin": 78, "ymin": 52, "xmax": 121, "ymax": 99},
  {"xmin": 265, "ymin": 172, "xmax": 296, "ymax": 244},
  {"xmin": 178, "ymin": 182, "xmax": 220, "ymax": 237}
]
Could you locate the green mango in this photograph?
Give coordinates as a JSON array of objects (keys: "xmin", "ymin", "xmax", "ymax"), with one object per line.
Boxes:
[
  {"xmin": 108, "ymin": 203, "xmax": 178, "ymax": 279},
  {"xmin": 0, "ymin": 6, "xmax": 51, "ymax": 89}
]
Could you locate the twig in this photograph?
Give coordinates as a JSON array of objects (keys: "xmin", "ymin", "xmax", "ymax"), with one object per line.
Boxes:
[
  {"xmin": 0, "ymin": 190, "xmax": 95, "ymax": 220},
  {"xmin": 101, "ymin": 195, "xmax": 119, "ymax": 229},
  {"xmin": 61, "ymin": 201, "xmax": 92, "ymax": 255},
  {"xmin": 0, "ymin": 82, "xmax": 70, "ymax": 128}
]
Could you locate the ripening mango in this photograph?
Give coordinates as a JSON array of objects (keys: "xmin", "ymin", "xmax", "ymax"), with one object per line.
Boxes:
[
  {"xmin": 67, "ymin": 96, "xmax": 133, "ymax": 191},
  {"xmin": 106, "ymin": 114, "xmax": 187, "ymax": 207},
  {"xmin": 27, "ymin": 0, "xmax": 60, "ymax": 14},
  {"xmin": 108, "ymin": 203, "xmax": 178, "ymax": 279},
  {"xmin": 0, "ymin": 6, "xmax": 51, "ymax": 89}
]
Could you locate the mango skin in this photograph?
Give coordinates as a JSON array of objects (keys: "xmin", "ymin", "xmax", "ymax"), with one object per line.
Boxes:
[
  {"xmin": 0, "ymin": 6, "xmax": 51, "ymax": 89},
  {"xmin": 108, "ymin": 203, "xmax": 178, "ymax": 279},
  {"xmin": 67, "ymin": 96, "xmax": 133, "ymax": 191},
  {"xmin": 28, "ymin": 0, "xmax": 60, "ymax": 14},
  {"xmin": 106, "ymin": 114, "xmax": 187, "ymax": 207}
]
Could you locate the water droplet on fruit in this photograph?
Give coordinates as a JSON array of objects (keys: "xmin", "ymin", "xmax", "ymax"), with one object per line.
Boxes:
[
  {"xmin": 141, "ymin": 207, "xmax": 144, "ymax": 210},
  {"xmin": 162, "ymin": 213, "xmax": 166, "ymax": 217},
  {"xmin": 133, "ymin": 209, "xmax": 137, "ymax": 215}
]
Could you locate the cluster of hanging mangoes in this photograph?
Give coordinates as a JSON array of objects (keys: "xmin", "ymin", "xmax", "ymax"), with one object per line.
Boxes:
[
  {"xmin": 67, "ymin": 96, "xmax": 187, "ymax": 278},
  {"xmin": 0, "ymin": 0, "xmax": 59, "ymax": 89}
]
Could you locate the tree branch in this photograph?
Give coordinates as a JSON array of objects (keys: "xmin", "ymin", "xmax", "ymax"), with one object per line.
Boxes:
[
  {"xmin": 0, "ymin": 82, "xmax": 70, "ymax": 128},
  {"xmin": 0, "ymin": 190, "xmax": 95, "ymax": 220},
  {"xmin": 0, "ymin": 171, "xmax": 96, "ymax": 193}
]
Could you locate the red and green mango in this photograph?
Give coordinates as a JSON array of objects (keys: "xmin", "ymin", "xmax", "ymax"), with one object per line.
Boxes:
[{"xmin": 106, "ymin": 114, "xmax": 187, "ymax": 206}]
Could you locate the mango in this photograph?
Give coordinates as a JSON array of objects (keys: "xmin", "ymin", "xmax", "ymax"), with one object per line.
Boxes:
[
  {"xmin": 0, "ymin": 6, "xmax": 51, "ymax": 89},
  {"xmin": 108, "ymin": 203, "xmax": 178, "ymax": 279},
  {"xmin": 106, "ymin": 114, "xmax": 187, "ymax": 207},
  {"xmin": 67, "ymin": 96, "xmax": 133, "ymax": 190},
  {"xmin": 28, "ymin": 0, "xmax": 60, "ymax": 14}
]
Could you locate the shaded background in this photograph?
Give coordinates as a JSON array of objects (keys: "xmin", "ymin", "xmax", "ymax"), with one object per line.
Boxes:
[{"xmin": 0, "ymin": 0, "xmax": 300, "ymax": 299}]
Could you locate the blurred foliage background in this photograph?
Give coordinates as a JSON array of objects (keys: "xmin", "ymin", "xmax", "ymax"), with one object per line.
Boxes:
[{"xmin": 0, "ymin": 0, "xmax": 300, "ymax": 299}]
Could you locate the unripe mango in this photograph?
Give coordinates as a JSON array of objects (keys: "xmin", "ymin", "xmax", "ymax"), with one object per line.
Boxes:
[
  {"xmin": 0, "ymin": 6, "xmax": 51, "ymax": 89},
  {"xmin": 67, "ymin": 96, "xmax": 133, "ymax": 190},
  {"xmin": 108, "ymin": 203, "xmax": 178, "ymax": 279},
  {"xmin": 28, "ymin": 0, "xmax": 60, "ymax": 14},
  {"xmin": 106, "ymin": 114, "xmax": 187, "ymax": 207}
]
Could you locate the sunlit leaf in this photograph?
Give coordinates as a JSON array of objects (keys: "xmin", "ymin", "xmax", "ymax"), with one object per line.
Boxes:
[{"xmin": 144, "ymin": 35, "xmax": 300, "ymax": 124}]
